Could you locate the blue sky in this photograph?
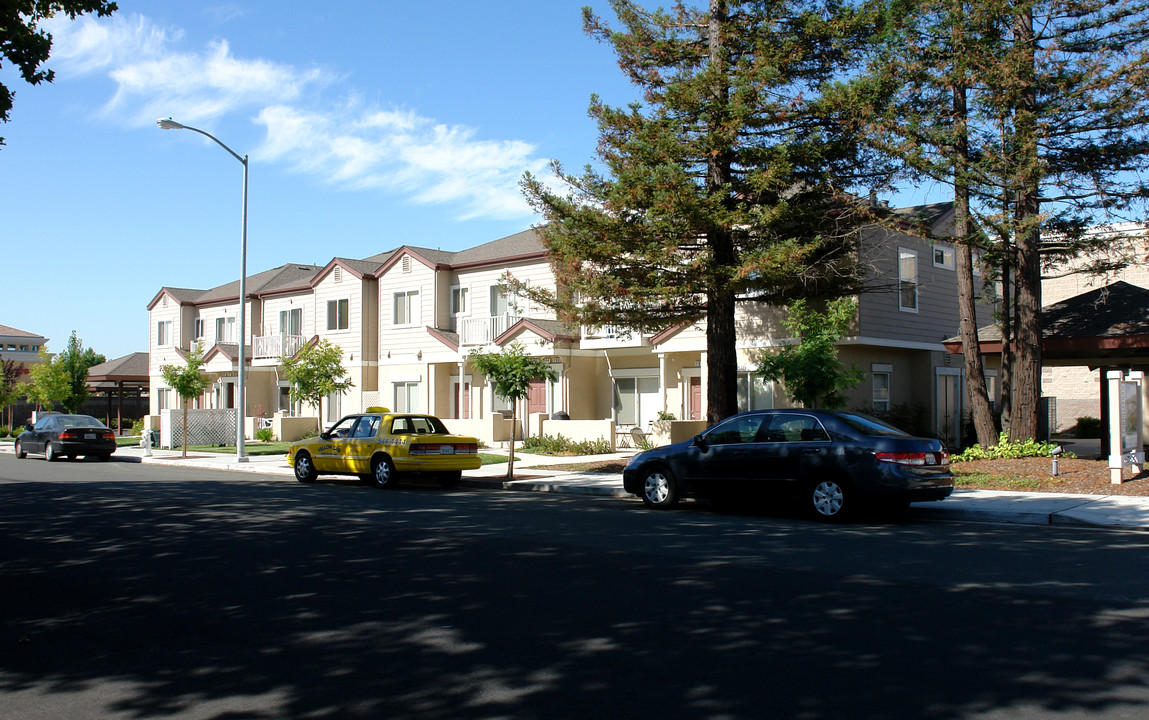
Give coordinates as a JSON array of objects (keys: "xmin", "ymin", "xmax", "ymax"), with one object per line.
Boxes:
[{"xmin": 2, "ymin": 1, "xmax": 940, "ymax": 360}]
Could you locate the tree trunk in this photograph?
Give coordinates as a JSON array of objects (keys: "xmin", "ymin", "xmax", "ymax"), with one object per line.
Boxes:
[
  {"xmin": 1009, "ymin": 4, "xmax": 1043, "ymax": 443},
  {"xmin": 952, "ymin": 69, "xmax": 997, "ymax": 448},
  {"xmin": 506, "ymin": 402, "xmax": 517, "ymax": 480},
  {"xmin": 182, "ymin": 405, "xmax": 188, "ymax": 458}
]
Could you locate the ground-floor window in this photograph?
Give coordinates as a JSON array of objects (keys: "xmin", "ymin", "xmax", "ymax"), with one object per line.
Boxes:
[
  {"xmin": 737, "ymin": 372, "xmax": 774, "ymax": 412},
  {"xmin": 394, "ymin": 382, "xmax": 419, "ymax": 413},
  {"xmin": 613, "ymin": 376, "xmax": 659, "ymax": 427},
  {"xmin": 326, "ymin": 389, "xmax": 342, "ymax": 422},
  {"xmin": 157, "ymin": 388, "xmax": 171, "ymax": 411},
  {"xmin": 872, "ymin": 372, "xmax": 891, "ymax": 413}
]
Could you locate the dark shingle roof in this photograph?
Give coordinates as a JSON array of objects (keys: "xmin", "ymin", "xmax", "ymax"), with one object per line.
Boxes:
[{"xmin": 87, "ymin": 352, "xmax": 149, "ymax": 380}]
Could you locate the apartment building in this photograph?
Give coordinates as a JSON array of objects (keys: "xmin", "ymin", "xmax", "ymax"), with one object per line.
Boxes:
[{"xmin": 147, "ymin": 203, "xmax": 993, "ymax": 446}]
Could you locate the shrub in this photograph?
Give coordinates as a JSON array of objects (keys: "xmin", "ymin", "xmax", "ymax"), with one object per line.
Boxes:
[
  {"xmin": 301, "ymin": 429, "xmax": 319, "ymax": 439},
  {"xmin": 655, "ymin": 411, "xmax": 677, "ymax": 421},
  {"xmin": 131, "ymin": 419, "xmax": 145, "ymax": 435},
  {"xmin": 254, "ymin": 427, "xmax": 275, "ymax": 442},
  {"xmin": 952, "ymin": 432, "xmax": 1076, "ymax": 462},
  {"xmin": 1073, "ymin": 416, "xmax": 1103, "ymax": 439},
  {"xmin": 520, "ymin": 434, "xmax": 612, "ymax": 455},
  {"xmin": 0, "ymin": 426, "xmax": 8, "ymax": 438}
]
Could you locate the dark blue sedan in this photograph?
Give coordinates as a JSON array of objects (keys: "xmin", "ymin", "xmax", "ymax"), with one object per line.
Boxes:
[{"xmin": 622, "ymin": 409, "xmax": 953, "ymax": 519}]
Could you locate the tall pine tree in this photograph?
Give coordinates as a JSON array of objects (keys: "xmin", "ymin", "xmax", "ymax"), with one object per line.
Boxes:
[{"xmin": 522, "ymin": 0, "xmax": 885, "ymax": 423}]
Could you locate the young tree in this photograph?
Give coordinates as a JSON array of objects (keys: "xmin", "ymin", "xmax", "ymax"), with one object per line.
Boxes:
[
  {"xmin": 280, "ymin": 339, "xmax": 354, "ymax": 431},
  {"xmin": 56, "ymin": 330, "xmax": 105, "ymax": 413},
  {"xmin": 468, "ymin": 343, "xmax": 559, "ymax": 480},
  {"xmin": 0, "ymin": 358, "xmax": 24, "ymax": 428},
  {"xmin": 24, "ymin": 347, "xmax": 69, "ymax": 412},
  {"xmin": 160, "ymin": 342, "xmax": 208, "ymax": 458},
  {"xmin": 521, "ymin": 0, "xmax": 887, "ymax": 425},
  {"xmin": 756, "ymin": 298, "xmax": 865, "ymax": 408},
  {"xmin": 0, "ymin": 1, "xmax": 118, "ymax": 146}
]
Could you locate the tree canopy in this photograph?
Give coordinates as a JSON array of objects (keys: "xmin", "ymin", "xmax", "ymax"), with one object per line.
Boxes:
[
  {"xmin": 522, "ymin": 0, "xmax": 887, "ymax": 424},
  {"xmin": 161, "ymin": 341, "xmax": 208, "ymax": 457},
  {"xmin": 280, "ymin": 339, "xmax": 353, "ymax": 427},
  {"xmin": 756, "ymin": 298, "xmax": 864, "ymax": 408},
  {"xmin": 0, "ymin": 1, "xmax": 118, "ymax": 146}
]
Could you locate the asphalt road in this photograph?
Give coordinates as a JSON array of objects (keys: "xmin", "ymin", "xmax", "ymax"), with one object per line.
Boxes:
[{"xmin": 3, "ymin": 455, "xmax": 1149, "ymax": 719}]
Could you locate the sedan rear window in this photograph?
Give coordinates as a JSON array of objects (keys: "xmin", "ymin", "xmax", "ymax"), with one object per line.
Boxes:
[{"xmin": 836, "ymin": 412, "xmax": 909, "ymax": 437}]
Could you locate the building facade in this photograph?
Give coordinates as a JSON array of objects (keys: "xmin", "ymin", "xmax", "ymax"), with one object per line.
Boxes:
[{"xmin": 147, "ymin": 204, "xmax": 993, "ymax": 446}]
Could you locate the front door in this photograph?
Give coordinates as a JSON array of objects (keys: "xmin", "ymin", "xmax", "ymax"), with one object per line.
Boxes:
[
  {"xmin": 688, "ymin": 376, "xmax": 702, "ymax": 421},
  {"xmin": 936, "ymin": 370, "xmax": 962, "ymax": 448},
  {"xmin": 527, "ymin": 379, "xmax": 547, "ymax": 416}
]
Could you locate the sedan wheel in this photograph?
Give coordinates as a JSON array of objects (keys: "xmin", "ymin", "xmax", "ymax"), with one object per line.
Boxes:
[
  {"xmin": 293, "ymin": 453, "xmax": 318, "ymax": 483},
  {"xmin": 371, "ymin": 456, "xmax": 397, "ymax": 489},
  {"xmin": 810, "ymin": 478, "xmax": 850, "ymax": 520},
  {"xmin": 14, "ymin": 439, "xmax": 25, "ymax": 459},
  {"xmin": 641, "ymin": 467, "xmax": 678, "ymax": 509},
  {"xmin": 45, "ymin": 443, "xmax": 57, "ymax": 462}
]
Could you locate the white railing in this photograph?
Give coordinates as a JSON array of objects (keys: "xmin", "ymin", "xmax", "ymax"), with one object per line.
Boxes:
[
  {"xmin": 252, "ymin": 334, "xmax": 308, "ymax": 359},
  {"xmin": 460, "ymin": 314, "xmax": 521, "ymax": 346}
]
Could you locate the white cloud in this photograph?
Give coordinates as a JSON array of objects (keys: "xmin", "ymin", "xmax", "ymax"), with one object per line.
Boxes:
[{"xmin": 41, "ymin": 12, "xmax": 553, "ymax": 221}]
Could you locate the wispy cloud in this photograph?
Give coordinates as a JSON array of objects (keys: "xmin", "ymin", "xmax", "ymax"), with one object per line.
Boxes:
[{"xmin": 45, "ymin": 12, "xmax": 551, "ymax": 220}]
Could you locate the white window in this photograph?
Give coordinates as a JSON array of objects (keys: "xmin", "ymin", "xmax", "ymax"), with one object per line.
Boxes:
[
  {"xmin": 451, "ymin": 286, "xmax": 469, "ymax": 316},
  {"xmin": 215, "ymin": 317, "xmax": 236, "ymax": 343},
  {"xmin": 327, "ymin": 299, "xmax": 349, "ymax": 330},
  {"xmin": 393, "ymin": 290, "xmax": 419, "ymax": 325},
  {"xmin": 156, "ymin": 320, "xmax": 172, "ymax": 346},
  {"xmin": 490, "ymin": 286, "xmax": 511, "ymax": 316},
  {"xmin": 899, "ymin": 248, "xmax": 918, "ymax": 312},
  {"xmin": 394, "ymin": 382, "xmax": 420, "ymax": 412},
  {"xmin": 326, "ymin": 389, "xmax": 342, "ymax": 423},
  {"xmin": 613, "ymin": 376, "xmax": 659, "ymax": 427},
  {"xmin": 280, "ymin": 308, "xmax": 302, "ymax": 336},
  {"xmin": 737, "ymin": 372, "xmax": 774, "ymax": 412},
  {"xmin": 157, "ymin": 388, "xmax": 172, "ymax": 410},
  {"xmin": 933, "ymin": 244, "xmax": 955, "ymax": 269},
  {"xmin": 873, "ymin": 372, "xmax": 891, "ymax": 413},
  {"xmin": 193, "ymin": 317, "xmax": 205, "ymax": 340}
]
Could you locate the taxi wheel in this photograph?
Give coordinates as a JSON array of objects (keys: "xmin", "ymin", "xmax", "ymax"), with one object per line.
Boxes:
[
  {"xmin": 439, "ymin": 471, "xmax": 462, "ymax": 488},
  {"xmin": 293, "ymin": 452, "xmax": 318, "ymax": 483},
  {"xmin": 371, "ymin": 455, "xmax": 397, "ymax": 489}
]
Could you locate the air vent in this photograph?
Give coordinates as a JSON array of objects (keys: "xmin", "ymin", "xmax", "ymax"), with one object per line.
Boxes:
[
  {"xmin": 402, "ymin": 255, "xmax": 412, "ymax": 273},
  {"xmin": 334, "ymin": 266, "xmax": 343, "ymax": 283}
]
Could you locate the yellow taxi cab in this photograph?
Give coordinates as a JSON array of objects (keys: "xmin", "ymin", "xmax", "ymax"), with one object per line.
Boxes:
[{"xmin": 287, "ymin": 407, "xmax": 482, "ymax": 488}]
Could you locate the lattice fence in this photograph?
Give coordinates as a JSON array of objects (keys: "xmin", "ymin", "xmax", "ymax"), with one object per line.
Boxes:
[
  {"xmin": 361, "ymin": 392, "xmax": 382, "ymax": 412},
  {"xmin": 161, "ymin": 409, "xmax": 236, "ymax": 448}
]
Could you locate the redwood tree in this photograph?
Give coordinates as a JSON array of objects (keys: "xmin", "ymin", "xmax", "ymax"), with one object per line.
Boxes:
[{"xmin": 522, "ymin": 0, "xmax": 885, "ymax": 424}]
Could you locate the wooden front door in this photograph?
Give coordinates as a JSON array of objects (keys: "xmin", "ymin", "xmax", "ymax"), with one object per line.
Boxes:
[{"xmin": 527, "ymin": 379, "xmax": 547, "ymax": 416}]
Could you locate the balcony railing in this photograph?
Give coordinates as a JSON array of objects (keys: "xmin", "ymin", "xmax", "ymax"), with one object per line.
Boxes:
[
  {"xmin": 253, "ymin": 334, "xmax": 308, "ymax": 359},
  {"xmin": 460, "ymin": 314, "xmax": 521, "ymax": 346}
]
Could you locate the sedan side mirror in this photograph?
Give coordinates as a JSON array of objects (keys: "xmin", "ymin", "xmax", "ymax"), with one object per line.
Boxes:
[{"xmin": 692, "ymin": 434, "xmax": 707, "ymax": 450}]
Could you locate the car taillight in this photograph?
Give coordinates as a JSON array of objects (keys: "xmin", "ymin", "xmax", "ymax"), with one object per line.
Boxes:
[
  {"xmin": 59, "ymin": 430, "xmax": 78, "ymax": 440},
  {"xmin": 874, "ymin": 451, "xmax": 950, "ymax": 466},
  {"xmin": 410, "ymin": 444, "xmax": 441, "ymax": 455}
]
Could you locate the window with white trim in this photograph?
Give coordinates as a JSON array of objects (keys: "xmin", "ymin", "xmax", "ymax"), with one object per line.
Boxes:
[
  {"xmin": 327, "ymin": 299, "xmax": 349, "ymax": 330},
  {"xmin": 157, "ymin": 388, "xmax": 172, "ymax": 410},
  {"xmin": 933, "ymin": 244, "xmax": 955, "ymax": 269},
  {"xmin": 393, "ymin": 290, "xmax": 419, "ymax": 325},
  {"xmin": 394, "ymin": 382, "xmax": 419, "ymax": 412},
  {"xmin": 737, "ymin": 372, "xmax": 774, "ymax": 412},
  {"xmin": 451, "ymin": 285, "xmax": 469, "ymax": 315},
  {"xmin": 157, "ymin": 320, "xmax": 172, "ymax": 346},
  {"xmin": 899, "ymin": 248, "xmax": 918, "ymax": 312},
  {"xmin": 280, "ymin": 308, "xmax": 302, "ymax": 336},
  {"xmin": 193, "ymin": 317, "xmax": 205, "ymax": 340},
  {"xmin": 873, "ymin": 372, "xmax": 891, "ymax": 412},
  {"xmin": 613, "ymin": 376, "xmax": 659, "ymax": 427},
  {"xmin": 215, "ymin": 317, "xmax": 236, "ymax": 343}
]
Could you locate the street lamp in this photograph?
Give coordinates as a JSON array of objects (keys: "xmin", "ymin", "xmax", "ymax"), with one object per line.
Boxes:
[{"xmin": 157, "ymin": 117, "xmax": 249, "ymax": 462}]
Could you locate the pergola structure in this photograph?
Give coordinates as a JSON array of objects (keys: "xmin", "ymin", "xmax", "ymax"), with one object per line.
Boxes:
[
  {"xmin": 944, "ymin": 281, "xmax": 1149, "ymax": 449},
  {"xmin": 86, "ymin": 353, "xmax": 149, "ymax": 435}
]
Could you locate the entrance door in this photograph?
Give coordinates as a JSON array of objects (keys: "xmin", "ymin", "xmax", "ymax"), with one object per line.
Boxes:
[
  {"xmin": 452, "ymin": 380, "xmax": 471, "ymax": 419},
  {"xmin": 688, "ymin": 376, "xmax": 702, "ymax": 421},
  {"xmin": 527, "ymin": 379, "xmax": 547, "ymax": 415},
  {"xmin": 936, "ymin": 370, "xmax": 962, "ymax": 448}
]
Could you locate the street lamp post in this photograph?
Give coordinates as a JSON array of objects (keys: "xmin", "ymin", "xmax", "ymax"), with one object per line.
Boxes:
[{"xmin": 157, "ymin": 117, "xmax": 249, "ymax": 462}]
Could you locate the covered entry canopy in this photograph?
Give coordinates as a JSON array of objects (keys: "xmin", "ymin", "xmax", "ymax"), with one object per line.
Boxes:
[
  {"xmin": 943, "ymin": 281, "xmax": 1149, "ymax": 368},
  {"xmin": 86, "ymin": 352, "xmax": 149, "ymax": 433}
]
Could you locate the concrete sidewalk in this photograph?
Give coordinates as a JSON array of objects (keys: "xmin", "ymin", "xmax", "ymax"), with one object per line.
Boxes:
[{"xmin": 7, "ymin": 442, "xmax": 1149, "ymax": 531}]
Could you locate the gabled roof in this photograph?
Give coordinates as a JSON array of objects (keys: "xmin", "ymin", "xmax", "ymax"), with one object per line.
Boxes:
[
  {"xmin": 148, "ymin": 264, "xmax": 323, "ymax": 309},
  {"xmin": 87, "ymin": 352, "xmax": 149, "ymax": 381},
  {"xmin": 493, "ymin": 318, "xmax": 577, "ymax": 346}
]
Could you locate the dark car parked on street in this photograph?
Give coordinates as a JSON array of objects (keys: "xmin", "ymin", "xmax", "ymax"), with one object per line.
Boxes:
[
  {"xmin": 15, "ymin": 414, "xmax": 117, "ymax": 462},
  {"xmin": 622, "ymin": 409, "xmax": 953, "ymax": 519}
]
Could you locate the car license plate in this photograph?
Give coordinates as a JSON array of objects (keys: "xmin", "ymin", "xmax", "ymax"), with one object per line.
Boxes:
[
  {"xmin": 441, "ymin": 445, "xmax": 454, "ymax": 455},
  {"xmin": 85, "ymin": 433, "xmax": 96, "ymax": 440}
]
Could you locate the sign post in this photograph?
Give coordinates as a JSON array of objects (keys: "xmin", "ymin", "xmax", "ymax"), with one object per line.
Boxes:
[{"xmin": 1107, "ymin": 370, "xmax": 1145, "ymax": 484}]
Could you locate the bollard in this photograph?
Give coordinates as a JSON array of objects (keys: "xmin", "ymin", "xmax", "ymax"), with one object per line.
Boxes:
[{"xmin": 1051, "ymin": 445, "xmax": 1062, "ymax": 476}]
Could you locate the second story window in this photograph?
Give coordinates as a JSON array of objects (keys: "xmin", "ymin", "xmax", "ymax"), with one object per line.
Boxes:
[
  {"xmin": 157, "ymin": 320, "xmax": 173, "ymax": 346},
  {"xmin": 898, "ymin": 248, "xmax": 918, "ymax": 312},
  {"xmin": 451, "ymin": 286, "xmax": 469, "ymax": 315},
  {"xmin": 393, "ymin": 290, "xmax": 419, "ymax": 325},
  {"xmin": 194, "ymin": 317, "xmax": 205, "ymax": 340},
  {"xmin": 933, "ymin": 244, "xmax": 955, "ymax": 269},
  {"xmin": 216, "ymin": 317, "xmax": 236, "ymax": 343},
  {"xmin": 327, "ymin": 299, "xmax": 349, "ymax": 331},
  {"xmin": 281, "ymin": 308, "xmax": 302, "ymax": 336}
]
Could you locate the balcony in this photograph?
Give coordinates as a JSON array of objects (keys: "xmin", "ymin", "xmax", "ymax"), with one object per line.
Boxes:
[
  {"xmin": 253, "ymin": 334, "xmax": 308, "ymax": 360},
  {"xmin": 460, "ymin": 314, "xmax": 521, "ymax": 346}
]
